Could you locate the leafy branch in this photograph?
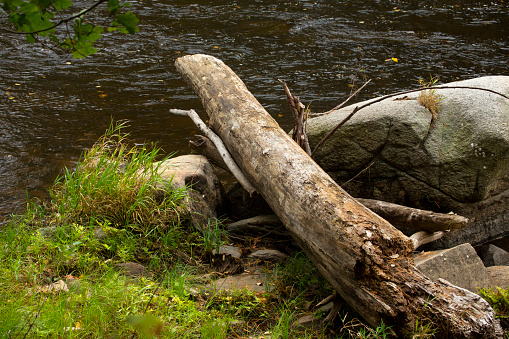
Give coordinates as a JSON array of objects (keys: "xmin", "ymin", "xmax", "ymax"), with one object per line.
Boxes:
[{"xmin": 0, "ymin": 0, "xmax": 139, "ymax": 58}]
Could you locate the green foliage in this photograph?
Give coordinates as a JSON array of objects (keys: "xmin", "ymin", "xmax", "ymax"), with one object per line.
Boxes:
[
  {"xmin": 50, "ymin": 120, "xmax": 186, "ymax": 234},
  {"xmin": 0, "ymin": 0, "xmax": 139, "ymax": 58},
  {"xmin": 480, "ymin": 286, "xmax": 509, "ymax": 335}
]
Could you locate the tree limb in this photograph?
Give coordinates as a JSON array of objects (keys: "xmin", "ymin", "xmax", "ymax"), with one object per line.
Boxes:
[{"xmin": 169, "ymin": 109, "xmax": 256, "ymax": 196}]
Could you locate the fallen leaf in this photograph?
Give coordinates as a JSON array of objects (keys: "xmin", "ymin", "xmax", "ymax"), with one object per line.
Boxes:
[{"xmin": 99, "ymin": 94, "xmax": 107, "ymax": 98}]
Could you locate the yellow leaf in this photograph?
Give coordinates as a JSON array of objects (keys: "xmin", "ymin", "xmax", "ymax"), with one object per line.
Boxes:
[
  {"xmin": 8, "ymin": 96, "xmax": 15, "ymax": 100},
  {"xmin": 99, "ymin": 94, "xmax": 107, "ymax": 98},
  {"xmin": 392, "ymin": 57, "xmax": 399, "ymax": 62},
  {"xmin": 213, "ymin": 46, "xmax": 219, "ymax": 49}
]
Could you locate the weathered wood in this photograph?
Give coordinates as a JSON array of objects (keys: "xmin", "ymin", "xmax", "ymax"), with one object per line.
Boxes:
[
  {"xmin": 175, "ymin": 54, "xmax": 501, "ymax": 338},
  {"xmin": 357, "ymin": 198, "xmax": 469, "ymax": 232},
  {"xmin": 169, "ymin": 108, "xmax": 256, "ymax": 195},
  {"xmin": 410, "ymin": 230, "xmax": 449, "ymax": 250},
  {"xmin": 189, "ymin": 135, "xmax": 230, "ymax": 171}
]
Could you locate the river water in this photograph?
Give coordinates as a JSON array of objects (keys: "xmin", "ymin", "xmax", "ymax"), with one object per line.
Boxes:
[{"xmin": 1, "ymin": 0, "xmax": 508, "ymax": 221}]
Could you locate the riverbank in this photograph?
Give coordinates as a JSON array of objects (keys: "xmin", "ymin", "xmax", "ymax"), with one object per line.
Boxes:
[{"xmin": 1, "ymin": 125, "xmax": 506, "ymax": 338}]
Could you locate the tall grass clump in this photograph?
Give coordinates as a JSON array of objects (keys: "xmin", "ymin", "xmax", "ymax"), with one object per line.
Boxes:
[{"xmin": 50, "ymin": 120, "xmax": 187, "ymax": 234}]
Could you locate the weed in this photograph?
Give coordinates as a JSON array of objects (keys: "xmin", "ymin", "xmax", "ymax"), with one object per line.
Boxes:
[
  {"xmin": 480, "ymin": 286, "xmax": 509, "ymax": 334},
  {"xmin": 418, "ymin": 75, "xmax": 443, "ymax": 124},
  {"xmin": 50, "ymin": 120, "xmax": 187, "ymax": 234}
]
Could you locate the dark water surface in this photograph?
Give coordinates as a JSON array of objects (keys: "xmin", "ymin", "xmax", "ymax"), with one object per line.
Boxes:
[{"xmin": 1, "ymin": 0, "xmax": 508, "ymax": 220}]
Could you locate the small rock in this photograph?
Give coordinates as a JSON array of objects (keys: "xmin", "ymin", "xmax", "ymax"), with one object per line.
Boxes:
[
  {"xmin": 207, "ymin": 267, "xmax": 272, "ymax": 294},
  {"xmin": 413, "ymin": 243, "xmax": 490, "ymax": 293},
  {"xmin": 486, "ymin": 266, "xmax": 509, "ymax": 289},
  {"xmin": 212, "ymin": 245, "xmax": 242, "ymax": 259},
  {"xmin": 478, "ymin": 244, "xmax": 509, "ymax": 267},
  {"xmin": 34, "ymin": 280, "xmax": 69, "ymax": 294},
  {"xmin": 116, "ymin": 262, "xmax": 147, "ymax": 277},
  {"xmin": 292, "ymin": 314, "xmax": 322, "ymax": 329},
  {"xmin": 248, "ymin": 249, "xmax": 288, "ymax": 263}
]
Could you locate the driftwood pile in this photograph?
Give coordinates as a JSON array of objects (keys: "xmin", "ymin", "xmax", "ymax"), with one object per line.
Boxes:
[{"xmin": 170, "ymin": 54, "xmax": 502, "ymax": 338}]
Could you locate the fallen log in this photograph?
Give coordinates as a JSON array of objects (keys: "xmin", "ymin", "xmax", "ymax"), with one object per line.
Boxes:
[
  {"xmin": 188, "ymin": 135, "xmax": 469, "ymax": 234},
  {"xmin": 356, "ymin": 198, "xmax": 469, "ymax": 232},
  {"xmin": 175, "ymin": 54, "xmax": 501, "ymax": 338}
]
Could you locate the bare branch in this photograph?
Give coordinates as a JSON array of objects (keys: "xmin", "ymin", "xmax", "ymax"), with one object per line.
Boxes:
[{"xmin": 169, "ymin": 109, "xmax": 257, "ymax": 196}]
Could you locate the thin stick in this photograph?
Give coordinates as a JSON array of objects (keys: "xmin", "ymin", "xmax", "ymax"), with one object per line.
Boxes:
[
  {"xmin": 410, "ymin": 230, "xmax": 449, "ymax": 250},
  {"xmin": 170, "ymin": 109, "xmax": 256, "ymax": 196},
  {"xmin": 315, "ymin": 79, "xmax": 372, "ymax": 116}
]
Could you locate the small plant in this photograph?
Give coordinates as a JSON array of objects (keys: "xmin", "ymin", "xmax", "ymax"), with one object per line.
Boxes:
[
  {"xmin": 50, "ymin": 120, "xmax": 187, "ymax": 234},
  {"xmin": 480, "ymin": 286, "xmax": 509, "ymax": 333},
  {"xmin": 201, "ymin": 218, "xmax": 227, "ymax": 253},
  {"xmin": 418, "ymin": 75, "xmax": 443, "ymax": 125}
]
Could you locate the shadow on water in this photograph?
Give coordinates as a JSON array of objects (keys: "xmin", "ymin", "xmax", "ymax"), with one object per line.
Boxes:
[{"xmin": 0, "ymin": 0, "xmax": 508, "ymax": 220}]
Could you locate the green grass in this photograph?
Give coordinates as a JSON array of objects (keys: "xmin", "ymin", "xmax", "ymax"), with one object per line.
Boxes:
[{"xmin": 4, "ymin": 121, "xmax": 505, "ymax": 338}]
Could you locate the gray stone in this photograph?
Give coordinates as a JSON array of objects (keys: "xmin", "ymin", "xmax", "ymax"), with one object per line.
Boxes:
[
  {"xmin": 116, "ymin": 262, "xmax": 147, "ymax": 277},
  {"xmin": 486, "ymin": 266, "xmax": 509, "ymax": 289},
  {"xmin": 413, "ymin": 243, "xmax": 490, "ymax": 292},
  {"xmin": 479, "ymin": 244, "xmax": 509, "ymax": 267},
  {"xmin": 248, "ymin": 249, "xmax": 288, "ymax": 263},
  {"xmin": 308, "ymin": 76, "xmax": 509, "ymax": 207},
  {"xmin": 212, "ymin": 245, "xmax": 242, "ymax": 259},
  {"xmin": 154, "ymin": 155, "xmax": 224, "ymax": 230},
  {"xmin": 292, "ymin": 314, "xmax": 322, "ymax": 329},
  {"xmin": 306, "ymin": 76, "xmax": 509, "ymax": 249},
  {"xmin": 208, "ymin": 267, "xmax": 272, "ymax": 294}
]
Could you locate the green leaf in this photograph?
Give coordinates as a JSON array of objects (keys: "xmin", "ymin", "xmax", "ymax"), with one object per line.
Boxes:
[
  {"xmin": 113, "ymin": 11, "xmax": 139, "ymax": 34},
  {"xmin": 52, "ymin": 0, "xmax": 71, "ymax": 10}
]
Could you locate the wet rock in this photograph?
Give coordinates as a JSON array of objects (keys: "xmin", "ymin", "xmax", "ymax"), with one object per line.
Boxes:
[
  {"xmin": 478, "ymin": 244, "xmax": 509, "ymax": 267},
  {"xmin": 116, "ymin": 262, "xmax": 147, "ymax": 277},
  {"xmin": 413, "ymin": 243, "xmax": 490, "ymax": 292},
  {"xmin": 248, "ymin": 249, "xmax": 288, "ymax": 263},
  {"xmin": 154, "ymin": 155, "xmax": 224, "ymax": 230}
]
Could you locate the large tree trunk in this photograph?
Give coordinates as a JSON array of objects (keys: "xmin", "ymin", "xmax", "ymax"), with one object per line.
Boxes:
[{"xmin": 175, "ymin": 54, "xmax": 501, "ymax": 338}]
